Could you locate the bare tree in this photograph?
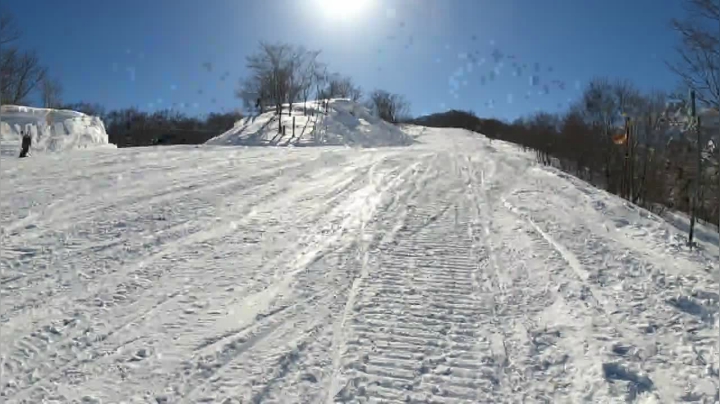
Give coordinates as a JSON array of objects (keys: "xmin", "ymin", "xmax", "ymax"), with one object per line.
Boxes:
[
  {"xmin": 0, "ymin": 11, "xmax": 47, "ymax": 105},
  {"xmin": 1, "ymin": 49, "xmax": 47, "ymax": 105},
  {"xmin": 315, "ymin": 67, "xmax": 328, "ymax": 115},
  {"xmin": 368, "ymin": 89, "xmax": 410, "ymax": 123},
  {"xmin": 287, "ymin": 47, "xmax": 321, "ymax": 116},
  {"xmin": 286, "ymin": 50, "xmax": 302, "ymax": 116},
  {"xmin": 581, "ymin": 78, "xmax": 641, "ymax": 126},
  {"xmin": 670, "ymin": 0, "xmax": 720, "ymax": 108},
  {"xmin": 298, "ymin": 51, "xmax": 323, "ymax": 115},
  {"xmin": 0, "ymin": 7, "xmax": 20, "ymax": 45},
  {"xmin": 205, "ymin": 111, "xmax": 243, "ymax": 131},
  {"xmin": 348, "ymin": 84, "xmax": 363, "ymax": 102},
  {"xmin": 41, "ymin": 76, "xmax": 63, "ymax": 108},
  {"xmin": 238, "ymin": 42, "xmax": 323, "ymax": 119},
  {"xmin": 578, "ymin": 78, "xmax": 645, "ymax": 194},
  {"xmin": 629, "ymin": 91, "xmax": 670, "ymax": 204},
  {"xmin": 322, "ymin": 74, "xmax": 362, "ymax": 101},
  {"xmin": 235, "ymin": 76, "xmax": 263, "ymax": 112},
  {"xmin": 243, "ymin": 42, "xmax": 294, "ymax": 116}
]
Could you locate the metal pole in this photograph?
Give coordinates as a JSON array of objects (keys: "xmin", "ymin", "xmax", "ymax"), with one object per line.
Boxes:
[
  {"xmin": 696, "ymin": 112, "xmax": 702, "ymax": 236},
  {"xmin": 688, "ymin": 90, "xmax": 697, "ymax": 247},
  {"xmin": 625, "ymin": 116, "xmax": 631, "ymax": 200}
]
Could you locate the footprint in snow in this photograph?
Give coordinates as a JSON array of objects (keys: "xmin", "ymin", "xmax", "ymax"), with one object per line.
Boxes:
[
  {"xmin": 128, "ymin": 348, "xmax": 151, "ymax": 362},
  {"xmin": 602, "ymin": 362, "xmax": 654, "ymax": 396},
  {"xmin": 611, "ymin": 342, "xmax": 634, "ymax": 356}
]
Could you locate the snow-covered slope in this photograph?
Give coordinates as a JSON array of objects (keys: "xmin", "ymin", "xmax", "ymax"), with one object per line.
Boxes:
[
  {"xmin": 205, "ymin": 99, "xmax": 413, "ymax": 147},
  {"xmin": 0, "ymin": 105, "xmax": 115, "ymax": 156},
  {"xmin": 0, "ymin": 128, "xmax": 717, "ymax": 403}
]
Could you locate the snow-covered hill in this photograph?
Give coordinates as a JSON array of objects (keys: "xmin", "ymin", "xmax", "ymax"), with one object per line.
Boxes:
[
  {"xmin": 0, "ymin": 127, "xmax": 717, "ymax": 403},
  {"xmin": 205, "ymin": 99, "xmax": 413, "ymax": 148},
  {"xmin": 0, "ymin": 105, "xmax": 115, "ymax": 156}
]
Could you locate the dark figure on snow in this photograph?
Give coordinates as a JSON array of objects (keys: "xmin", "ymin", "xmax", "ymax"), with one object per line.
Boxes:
[
  {"xmin": 19, "ymin": 130, "xmax": 31, "ymax": 158},
  {"xmin": 255, "ymin": 97, "xmax": 262, "ymax": 112}
]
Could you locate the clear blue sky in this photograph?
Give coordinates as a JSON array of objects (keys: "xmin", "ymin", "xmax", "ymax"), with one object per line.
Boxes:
[{"xmin": 5, "ymin": 0, "xmax": 686, "ymax": 121}]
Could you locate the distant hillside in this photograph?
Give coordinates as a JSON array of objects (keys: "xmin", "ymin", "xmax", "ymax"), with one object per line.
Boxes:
[{"xmin": 408, "ymin": 110, "xmax": 506, "ymax": 138}]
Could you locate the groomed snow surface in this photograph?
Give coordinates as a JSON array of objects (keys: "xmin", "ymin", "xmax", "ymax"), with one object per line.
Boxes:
[
  {"xmin": 205, "ymin": 99, "xmax": 414, "ymax": 148},
  {"xmin": 1, "ymin": 124, "xmax": 718, "ymax": 403},
  {"xmin": 0, "ymin": 105, "xmax": 115, "ymax": 156}
]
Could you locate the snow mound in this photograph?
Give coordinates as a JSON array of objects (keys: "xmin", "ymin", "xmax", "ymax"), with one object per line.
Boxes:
[
  {"xmin": 205, "ymin": 99, "xmax": 413, "ymax": 148},
  {"xmin": 1, "ymin": 105, "xmax": 115, "ymax": 156}
]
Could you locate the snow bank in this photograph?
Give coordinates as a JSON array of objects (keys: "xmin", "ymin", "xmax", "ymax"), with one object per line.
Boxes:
[
  {"xmin": 0, "ymin": 105, "xmax": 115, "ymax": 156},
  {"xmin": 205, "ymin": 99, "xmax": 413, "ymax": 148}
]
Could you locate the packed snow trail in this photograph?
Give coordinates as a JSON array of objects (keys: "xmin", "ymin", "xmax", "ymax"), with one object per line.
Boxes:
[{"xmin": 0, "ymin": 129, "xmax": 717, "ymax": 403}]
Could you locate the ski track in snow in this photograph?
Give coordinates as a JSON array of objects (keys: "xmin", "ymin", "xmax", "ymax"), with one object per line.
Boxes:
[{"xmin": 0, "ymin": 129, "xmax": 717, "ymax": 403}]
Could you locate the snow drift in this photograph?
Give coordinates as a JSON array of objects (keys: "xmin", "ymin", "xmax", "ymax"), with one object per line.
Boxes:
[
  {"xmin": 0, "ymin": 105, "xmax": 115, "ymax": 156},
  {"xmin": 205, "ymin": 99, "xmax": 413, "ymax": 148}
]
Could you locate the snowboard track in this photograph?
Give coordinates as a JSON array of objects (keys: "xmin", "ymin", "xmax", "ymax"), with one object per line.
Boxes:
[{"xmin": 2, "ymin": 152, "xmax": 383, "ymax": 401}]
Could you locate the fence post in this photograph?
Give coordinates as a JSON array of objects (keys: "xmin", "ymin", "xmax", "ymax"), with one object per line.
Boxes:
[{"xmin": 293, "ymin": 116, "xmax": 295, "ymax": 139}]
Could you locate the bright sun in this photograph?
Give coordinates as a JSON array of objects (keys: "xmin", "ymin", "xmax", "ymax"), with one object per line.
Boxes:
[{"xmin": 316, "ymin": 0, "xmax": 371, "ymax": 20}]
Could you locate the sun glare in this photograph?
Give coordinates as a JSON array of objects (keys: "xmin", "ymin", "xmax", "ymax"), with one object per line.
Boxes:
[{"xmin": 316, "ymin": 0, "xmax": 371, "ymax": 20}]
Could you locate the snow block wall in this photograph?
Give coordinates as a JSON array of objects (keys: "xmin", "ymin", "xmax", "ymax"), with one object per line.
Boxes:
[{"xmin": 0, "ymin": 105, "xmax": 115, "ymax": 155}]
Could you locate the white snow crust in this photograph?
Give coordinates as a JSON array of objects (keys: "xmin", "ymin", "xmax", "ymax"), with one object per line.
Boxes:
[{"xmin": 0, "ymin": 127, "xmax": 717, "ymax": 403}]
